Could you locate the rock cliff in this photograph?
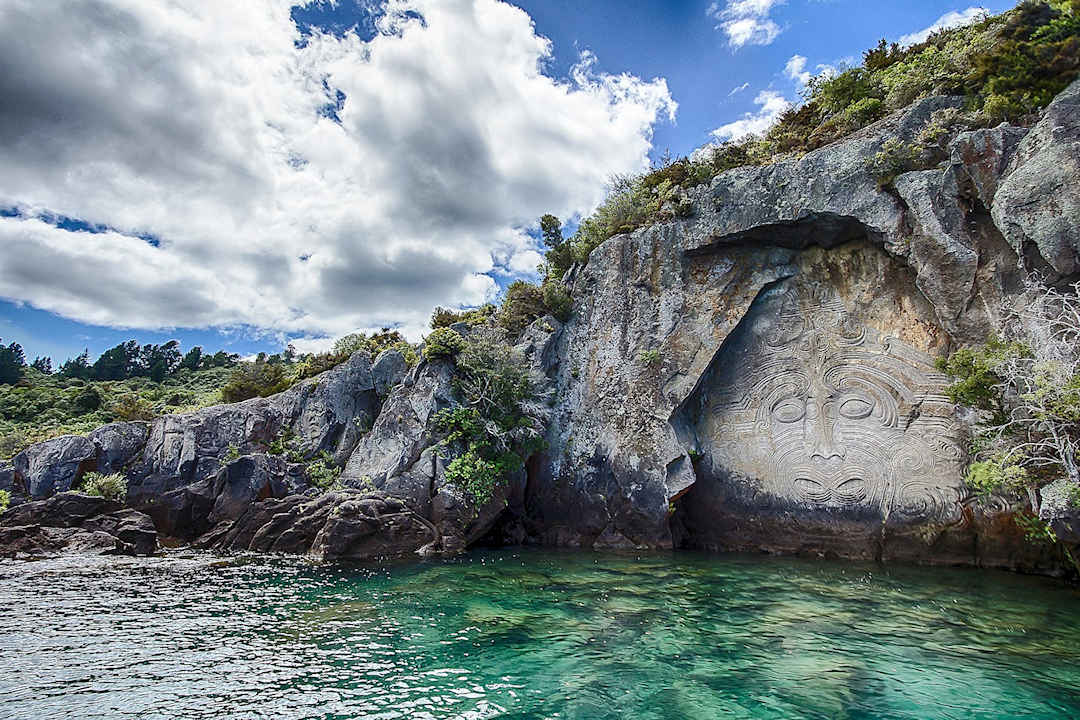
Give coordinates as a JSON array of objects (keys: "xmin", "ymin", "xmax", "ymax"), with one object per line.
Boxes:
[{"xmin": 3, "ymin": 80, "xmax": 1078, "ymax": 572}]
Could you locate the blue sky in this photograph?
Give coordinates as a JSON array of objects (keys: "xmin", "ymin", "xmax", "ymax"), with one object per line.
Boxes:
[{"xmin": 0, "ymin": 0, "xmax": 1011, "ymax": 364}]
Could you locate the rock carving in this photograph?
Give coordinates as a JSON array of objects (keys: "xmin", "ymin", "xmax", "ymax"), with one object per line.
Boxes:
[{"xmin": 700, "ymin": 284, "xmax": 964, "ymax": 521}]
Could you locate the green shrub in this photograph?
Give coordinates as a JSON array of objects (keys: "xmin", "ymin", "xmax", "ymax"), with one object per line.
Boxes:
[
  {"xmin": 866, "ymin": 138, "xmax": 924, "ymax": 187},
  {"xmin": 444, "ymin": 447, "xmax": 520, "ymax": 506},
  {"xmin": 306, "ymin": 452, "xmax": 342, "ymax": 492},
  {"xmin": 224, "ymin": 444, "xmax": 242, "ymax": 463},
  {"xmin": 423, "ymin": 327, "xmax": 466, "ymax": 360},
  {"xmin": 541, "ymin": 278, "xmax": 573, "ymax": 322},
  {"xmin": 0, "ymin": 489, "xmax": 9, "ymax": 514},
  {"xmin": 0, "ymin": 431, "xmax": 27, "ymax": 460},
  {"xmin": 433, "ymin": 327, "xmax": 550, "ymax": 506},
  {"xmin": 110, "ymin": 394, "xmax": 156, "ymax": 421},
  {"xmin": 73, "ymin": 387, "xmax": 102, "ymax": 412},
  {"xmin": 220, "ymin": 361, "xmax": 290, "ymax": 403},
  {"xmin": 638, "ymin": 348, "xmax": 662, "ymax": 366},
  {"xmin": 498, "ymin": 281, "xmax": 547, "ymax": 336},
  {"xmin": 80, "ymin": 472, "xmax": 127, "ymax": 501},
  {"xmin": 843, "ymin": 96, "xmax": 886, "ymax": 127},
  {"xmin": 965, "ymin": 455, "xmax": 1031, "ymax": 497},
  {"xmin": 431, "ymin": 304, "xmax": 497, "ymax": 329}
]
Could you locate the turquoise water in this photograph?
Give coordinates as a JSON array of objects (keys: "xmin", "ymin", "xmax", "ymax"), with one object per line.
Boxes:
[{"xmin": 1, "ymin": 550, "xmax": 1078, "ymax": 720}]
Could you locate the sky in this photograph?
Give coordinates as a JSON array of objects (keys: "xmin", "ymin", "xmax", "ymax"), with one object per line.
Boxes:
[{"xmin": 0, "ymin": 0, "xmax": 1014, "ymax": 364}]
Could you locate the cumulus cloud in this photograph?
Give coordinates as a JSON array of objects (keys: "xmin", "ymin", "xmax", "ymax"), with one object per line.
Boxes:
[
  {"xmin": 709, "ymin": 90, "xmax": 791, "ymax": 141},
  {"xmin": 0, "ymin": 0, "xmax": 675, "ymax": 343},
  {"xmin": 707, "ymin": 0, "xmax": 784, "ymax": 48},
  {"xmin": 899, "ymin": 6, "xmax": 988, "ymax": 46},
  {"xmin": 784, "ymin": 54, "xmax": 811, "ymax": 86},
  {"xmin": 784, "ymin": 54, "xmax": 838, "ymax": 89}
]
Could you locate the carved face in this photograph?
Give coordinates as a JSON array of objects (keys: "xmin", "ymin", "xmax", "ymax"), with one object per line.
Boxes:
[{"xmin": 703, "ymin": 287, "xmax": 963, "ymax": 520}]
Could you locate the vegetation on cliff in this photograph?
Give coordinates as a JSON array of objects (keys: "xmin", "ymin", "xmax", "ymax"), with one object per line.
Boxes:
[
  {"xmin": 432, "ymin": 325, "xmax": 550, "ymax": 505},
  {"xmin": 939, "ymin": 280, "xmax": 1080, "ymax": 557}
]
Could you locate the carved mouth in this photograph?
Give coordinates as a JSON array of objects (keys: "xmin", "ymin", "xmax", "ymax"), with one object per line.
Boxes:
[{"xmin": 793, "ymin": 476, "xmax": 869, "ymax": 505}]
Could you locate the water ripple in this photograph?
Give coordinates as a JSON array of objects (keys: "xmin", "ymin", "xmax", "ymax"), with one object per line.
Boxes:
[{"xmin": 1, "ymin": 550, "xmax": 1079, "ymax": 719}]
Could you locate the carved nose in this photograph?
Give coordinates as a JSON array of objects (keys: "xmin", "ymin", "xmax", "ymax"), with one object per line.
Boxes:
[{"xmin": 805, "ymin": 399, "xmax": 846, "ymax": 460}]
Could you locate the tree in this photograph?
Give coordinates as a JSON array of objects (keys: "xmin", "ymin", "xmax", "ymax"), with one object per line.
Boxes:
[
  {"xmin": 221, "ymin": 362, "xmax": 289, "ymax": 403},
  {"xmin": 149, "ymin": 359, "xmax": 167, "ymax": 383},
  {"xmin": 939, "ymin": 279, "xmax": 1080, "ymax": 515},
  {"xmin": 0, "ymin": 339, "xmax": 26, "ymax": 385},
  {"xmin": 31, "ymin": 356, "xmax": 52, "ymax": 374},
  {"xmin": 180, "ymin": 346, "xmax": 203, "ymax": 371},
  {"xmin": 92, "ymin": 341, "xmax": 140, "ymax": 380},
  {"xmin": 59, "ymin": 350, "xmax": 92, "ymax": 379},
  {"xmin": 139, "ymin": 340, "xmax": 182, "ymax": 377},
  {"xmin": 540, "ymin": 214, "xmax": 563, "ymax": 248},
  {"xmin": 539, "ymin": 214, "xmax": 574, "ymax": 282},
  {"xmin": 208, "ymin": 350, "xmax": 239, "ymax": 368}
]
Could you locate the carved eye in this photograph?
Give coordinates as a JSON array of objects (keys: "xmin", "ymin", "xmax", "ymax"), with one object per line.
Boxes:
[
  {"xmin": 771, "ymin": 397, "xmax": 805, "ymax": 423},
  {"xmin": 794, "ymin": 477, "xmax": 830, "ymax": 502},
  {"xmin": 835, "ymin": 478, "xmax": 868, "ymax": 503},
  {"xmin": 838, "ymin": 396, "xmax": 874, "ymax": 420}
]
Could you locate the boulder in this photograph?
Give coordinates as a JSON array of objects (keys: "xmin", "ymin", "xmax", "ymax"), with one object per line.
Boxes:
[
  {"xmin": 341, "ymin": 360, "xmax": 455, "ymax": 487},
  {"xmin": 949, "ymin": 124, "xmax": 1028, "ymax": 208},
  {"xmin": 12, "ymin": 435, "xmax": 97, "ymax": 498},
  {"xmin": 207, "ymin": 453, "xmax": 309, "ymax": 526},
  {"xmin": 372, "ymin": 349, "xmax": 408, "ymax": 397},
  {"xmin": 993, "ymin": 78, "xmax": 1080, "ymax": 276},
  {"xmin": 90, "ymin": 422, "xmax": 149, "ymax": 475},
  {"xmin": 211, "ymin": 489, "xmax": 437, "ymax": 561},
  {"xmin": 0, "ymin": 492, "xmax": 157, "ymax": 557}
]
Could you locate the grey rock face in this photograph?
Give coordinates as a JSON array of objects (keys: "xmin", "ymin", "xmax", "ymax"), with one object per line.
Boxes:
[
  {"xmin": 672, "ymin": 258, "xmax": 966, "ymax": 555},
  {"xmin": 90, "ymin": 422, "xmax": 150, "ymax": 475},
  {"xmin": 993, "ymin": 78, "xmax": 1080, "ymax": 276},
  {"xmin": 893, "ymin": 169, "xmax": 980, "ymax": 336},
  {"xmin": 10, "ymin": 422, "xmax": 148, "ymax": 502},
  {"xmin": 12, "ymin": 435, "xmax": 97, "ymax": 498},
  {"xmin": 207, "ymin": 453, "xmax": 310, "ymax": 527},
  {"xmin": 342, "ymin": 360, "xmax": 455, "ymax": 487},
  {"xmin": 372, "ymin": 350, "xmax": 408, "ymax": 398},
  {"xmin": 128, "ymin": 351, "xmax": 377, "ymax": 502},
  {"xmin": 949, "ymin": 124, "xmax": 1029, "ymax": 208},
  {"xmin": 523, "ymin": 83, "xmax": 1079, "ymax": 566}
]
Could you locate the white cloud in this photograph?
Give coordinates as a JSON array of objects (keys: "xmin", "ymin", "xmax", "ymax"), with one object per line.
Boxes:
[
  {"xmin": 709, "ymin": 90, "xmax": 792, "ymax": 141},
  {"xmin": 784, "ymin": 55, "xmax": 810, "ymax": 86},
  {"xmin": 784, "ymin": 54, "xmax": 838, "ymax": 89},
  {"xmin": 288, "ymin": 336, "xmax": 340, "ymax": 355},
  {"xmin": 0, "ymin": 0, "xmax": 675, "ymax": 343},
  {"xmin": 707, "ymin": 0, "xmax": 784, "ymax": 48},
  {"xmin": 728, "ymin": 82, "xmax": 750, "ymax": 96},
  {"xmin": 899, "ymin": 6, "xmax": 988, "ymax": 46}
]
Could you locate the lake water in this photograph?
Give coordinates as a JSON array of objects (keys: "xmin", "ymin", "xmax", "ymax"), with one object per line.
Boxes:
[{"xmin": 1, "ymin": 549, "xmax": 1078, "ymax": 720}]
